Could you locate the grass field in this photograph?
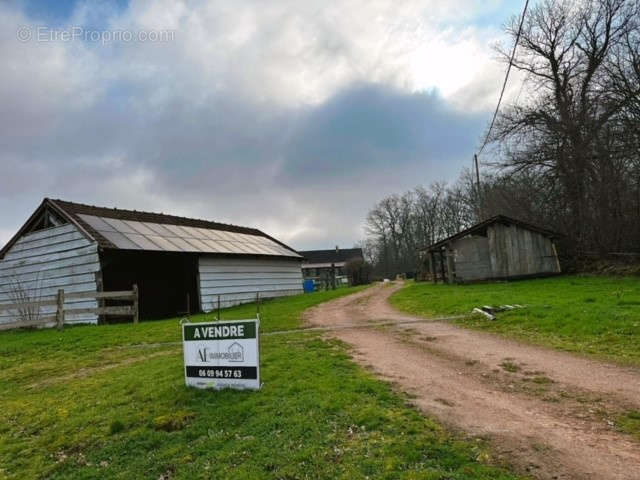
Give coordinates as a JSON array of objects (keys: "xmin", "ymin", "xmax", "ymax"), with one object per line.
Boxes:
[
  {"xmin": 390, "ymin": 275, "xmax": 640, "ymax": 365},
  {"xmin": 0, "ymin": 286, "xmax": 521, "ymax": 480}
]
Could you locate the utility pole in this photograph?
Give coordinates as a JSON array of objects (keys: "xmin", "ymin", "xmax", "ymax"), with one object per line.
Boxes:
[{"xmin": 472, "ymin": 0, "xmax": 529, "ymax": 222}]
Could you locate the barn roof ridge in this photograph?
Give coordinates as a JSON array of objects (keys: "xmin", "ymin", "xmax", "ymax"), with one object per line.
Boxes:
[
  {"xmin": 421, "ymin": 214, "xmax": 562, "ymax": 252},
  {"xmin": 48, "ymin": 198, "xmax": 266, "ymax": 234}
]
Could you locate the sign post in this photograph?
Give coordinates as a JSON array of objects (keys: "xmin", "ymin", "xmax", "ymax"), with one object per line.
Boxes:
[{"xmin": 182, "ymin": 318, "xmax": 260, "ymax": 390}]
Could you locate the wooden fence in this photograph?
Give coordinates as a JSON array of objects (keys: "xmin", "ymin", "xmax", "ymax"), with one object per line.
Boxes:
[{"xmin": 0, "ymin": 285, "xmax": 138, "ymax": 330}]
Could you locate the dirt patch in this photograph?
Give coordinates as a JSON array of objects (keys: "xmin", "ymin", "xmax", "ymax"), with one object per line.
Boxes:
[{"xmin": 304, "ymin": 282, "xmax": 640, "ymax": 480}]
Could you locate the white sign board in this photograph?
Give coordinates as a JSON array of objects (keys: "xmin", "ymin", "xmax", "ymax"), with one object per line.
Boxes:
[{"xmin": 182, "ymin": 319, "xmax": 260, "ymax": 390}]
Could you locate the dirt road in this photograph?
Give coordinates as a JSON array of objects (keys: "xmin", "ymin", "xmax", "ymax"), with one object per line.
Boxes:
[{"xmin": 304, "ymin": 283, "xmax": 640, "ymax": 480}]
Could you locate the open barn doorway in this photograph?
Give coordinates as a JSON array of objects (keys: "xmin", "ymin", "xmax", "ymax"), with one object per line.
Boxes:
[{"xmin": 100, "ymin": 250, "xmax": 200, "ymax": 320}]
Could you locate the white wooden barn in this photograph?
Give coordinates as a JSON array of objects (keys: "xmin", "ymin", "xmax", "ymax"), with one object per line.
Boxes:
[{"xmin": 0, "ymin": 199, "xmax": 303, "ymax": 326}]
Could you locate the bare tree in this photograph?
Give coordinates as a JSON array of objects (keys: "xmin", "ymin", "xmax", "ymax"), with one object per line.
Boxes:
[
  {"xmin": 365, "ymin": 181, "xmax": 472, "ymax": 277},
  {"xmin": 365, "ymin": 1, "xmax": 640, "ymax": 273},
  {"xmin": 490, "ymin": 0, "xmax": 640, "ymax": 253},
  {"xmin": 7, "ymin": 272, "xmax": 45, "ymax": 326}
]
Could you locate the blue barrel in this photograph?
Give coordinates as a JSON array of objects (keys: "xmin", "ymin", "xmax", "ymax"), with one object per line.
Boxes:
[{"xmin": 303, "ymin": 279, "xmax": 315, "ymax": 293}]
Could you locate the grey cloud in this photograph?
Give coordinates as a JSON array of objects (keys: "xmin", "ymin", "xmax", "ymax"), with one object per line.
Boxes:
[
  {"xmin": 280, "ymin": 83, "xmax": 485, "ymax": 186},
  {"xmin": 0, "ymin": 81, "xmax": 486, "ymax": 250}
]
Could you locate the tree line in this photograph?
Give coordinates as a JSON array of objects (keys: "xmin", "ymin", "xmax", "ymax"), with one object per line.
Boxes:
[{"xmin": 364, "ymin": 0, "xmax": 640, "ymax": 278}]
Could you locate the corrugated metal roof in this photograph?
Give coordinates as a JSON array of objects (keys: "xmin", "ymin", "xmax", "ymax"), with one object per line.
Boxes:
[
  {"xmin": 0, "ymin": 199, "xmax": 302, "ymax": 259},
  {"xmin": 76, "ymin": 214, "xmax": 297, "ymax": 257}
]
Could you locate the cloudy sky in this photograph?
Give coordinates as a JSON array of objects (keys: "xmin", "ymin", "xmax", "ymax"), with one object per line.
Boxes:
[{"xmin": 1, "ymin": 0, "xmax": 524, "ymax": 250}]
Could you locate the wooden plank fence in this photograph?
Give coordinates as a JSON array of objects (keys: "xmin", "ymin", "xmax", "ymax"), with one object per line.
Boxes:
[{"xmin": 0, "ymin": 284, "xmax": 138, "ymax": 330}]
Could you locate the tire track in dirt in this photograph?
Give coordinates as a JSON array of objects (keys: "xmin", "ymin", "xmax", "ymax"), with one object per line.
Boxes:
[{"xmin": 304, "ymin": 283, "xmax": 640, "ymax": 480}]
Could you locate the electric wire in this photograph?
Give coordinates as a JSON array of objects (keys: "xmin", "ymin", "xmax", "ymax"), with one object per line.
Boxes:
[{"xmin": 477, "ymin": 0, "xmax": 531, "ymax": 157}]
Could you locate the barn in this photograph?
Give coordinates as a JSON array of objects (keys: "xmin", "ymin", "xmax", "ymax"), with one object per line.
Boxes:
[
  {"xmin": 0, "ymin": 199, "xmax": 303, "ymax": 327},
  {"xmin": 420, "ymin": 215, "xmax": 561, "ymax": 283}
]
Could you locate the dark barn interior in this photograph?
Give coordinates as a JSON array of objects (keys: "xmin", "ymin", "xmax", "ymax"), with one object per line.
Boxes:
[{"xmin": 100, "ymin": 250, "xmax": 200, "ymax": 319}]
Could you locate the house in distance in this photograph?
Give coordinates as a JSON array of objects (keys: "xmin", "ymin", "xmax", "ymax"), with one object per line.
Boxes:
[
  {"xmin": 420, "ymin": 215, "xmax": 561, "ymax": 283},
  {"xmin": 299, "ymin": 247, "xmax": 363, "ymax": 281},
  {"xmin": 0, "ymin": 198, "xmax": 303, "ymax": 327}
]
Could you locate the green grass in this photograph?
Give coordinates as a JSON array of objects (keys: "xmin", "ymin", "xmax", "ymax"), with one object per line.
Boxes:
[
  {"xmin": 499, "ymin": 361, "xmax": 521, "ymax": 373},
  {"xmin": 618, "ymin": 410, "xmax": 640, "ymax": 440},
  {"xmin": 0, "ymin": 286, "xmax": 521, "ymax": 480},
  {"xmin": 390, "ymin": 276, "xmax": 640, "ymax": 365}
]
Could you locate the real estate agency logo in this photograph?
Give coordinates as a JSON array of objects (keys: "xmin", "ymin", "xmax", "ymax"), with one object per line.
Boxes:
[{"xmin": 196, "ymin": 343, "xmax": 244, "ymax": 363}]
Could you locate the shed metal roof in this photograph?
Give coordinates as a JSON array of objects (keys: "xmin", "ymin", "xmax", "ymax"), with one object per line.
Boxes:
[
  {"xmin": 0, "ymin": 199, "xmax": 301, "ymax": 259},
  {"xmin": 421, "ymin": 215, "xmax": 561, "ymax": 252}
]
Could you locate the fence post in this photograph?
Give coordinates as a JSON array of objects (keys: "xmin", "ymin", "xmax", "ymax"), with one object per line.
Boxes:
[
  {"xmin": 56, "ymin": 289, "xmax": 65, "ymax": 330},
  {"xmin": 331, "ymin": 263, "xmax": 336, "ymax": 290},
  {"xmin": 95, "ymin": 274, "xmax": 105, "ymax": 325},
  {"xmin": 256, "ymin": 292, "xmax": 260, "ymax": 317},
  {"xmin": 132, "ymin": 284, "xmax": 139, "ymax": 324}
]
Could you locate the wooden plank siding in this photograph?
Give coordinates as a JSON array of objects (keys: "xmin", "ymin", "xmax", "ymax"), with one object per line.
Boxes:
[
  {"xmin": 451, "ymin": 236, "xmax": 492, "ymax": 281},
  {"xmin": 0, "ymin": 223, "xmax": 101, "ymax": 326},
  {"xmin": 198, "ymin": 256, "xmax": 303, "ymax": 311},
  {"xmin": 487, "ymin": 223, "xmax": 559, "ymax": 278},
  {"xmin": 451, "ymin": 223, "xmax": 560, "ymax": 282}
]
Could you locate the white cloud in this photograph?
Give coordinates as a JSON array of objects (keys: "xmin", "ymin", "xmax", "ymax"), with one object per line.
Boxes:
[{"xmin": 93, "ymin": 0, "xmax": 511, "ymax": 108}]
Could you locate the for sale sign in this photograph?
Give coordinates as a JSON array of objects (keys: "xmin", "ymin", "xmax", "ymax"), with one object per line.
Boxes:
[{"xmin": 182, "ymin": 319, "xmax": 260, "ymax": 390}]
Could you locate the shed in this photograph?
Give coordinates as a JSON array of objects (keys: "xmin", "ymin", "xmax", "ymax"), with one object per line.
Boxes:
[
  {"xmin": 420, "ymin": 215, "xmax": 561, "ymax": 283},
  {"xmin": 0, "ymin": 199, "xmax": 303, "ymax": 326}
]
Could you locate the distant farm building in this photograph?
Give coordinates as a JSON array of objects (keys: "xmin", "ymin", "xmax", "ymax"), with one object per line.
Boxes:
[
  {"xmin": 300, "ymin": 247, "xmax": 363, "ymax": 281},
  {"xmin": 420, "ymin": 215, "xmax": 561, "ymax": 283},
  {"xmin": 0, "ymin": 199, "xmax": 303, "ymax": 327}
]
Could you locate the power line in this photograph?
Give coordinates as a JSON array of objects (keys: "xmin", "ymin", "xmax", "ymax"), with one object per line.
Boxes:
[{"xmin": 477, "ymin": 0, "xmax": 531, "ymax": 157}]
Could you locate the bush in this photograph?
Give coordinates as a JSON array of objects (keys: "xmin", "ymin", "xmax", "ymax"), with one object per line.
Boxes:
[{"xmin": 345, "ymin": 258, "xmax": 373, "ymax": 286}]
